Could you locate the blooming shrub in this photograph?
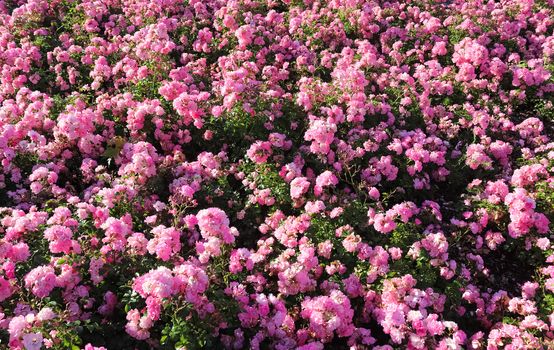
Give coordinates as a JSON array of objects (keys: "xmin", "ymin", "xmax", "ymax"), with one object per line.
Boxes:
[{"xmin": 0, "ymin": 0, "xmax": 554, "ymax": 349}]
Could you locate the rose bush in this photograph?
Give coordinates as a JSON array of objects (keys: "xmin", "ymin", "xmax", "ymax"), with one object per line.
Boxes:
[{"xmin": 0, "ymin": 0, "xmax": 553, "ymax": 349}]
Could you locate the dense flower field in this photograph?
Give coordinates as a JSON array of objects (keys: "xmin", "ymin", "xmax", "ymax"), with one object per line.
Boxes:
[{"xmin": 0, "ymin": 0, "xmax": 553, "ymax": 348}]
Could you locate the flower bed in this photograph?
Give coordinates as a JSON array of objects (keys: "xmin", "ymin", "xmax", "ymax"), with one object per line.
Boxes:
[{"xmin": 0, "ymin": 0, "xmax": 553, "ymax": 349}]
